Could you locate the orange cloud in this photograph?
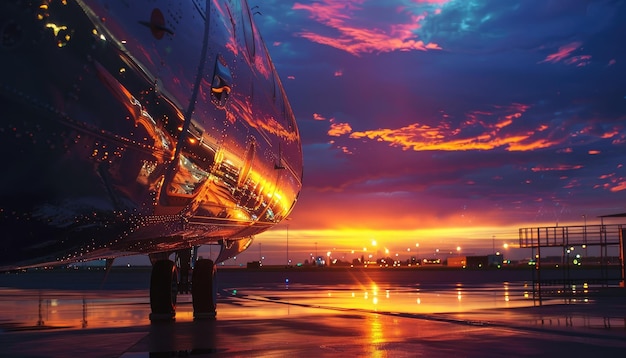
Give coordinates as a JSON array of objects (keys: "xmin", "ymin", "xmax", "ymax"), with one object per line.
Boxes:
[
  {"xmin": 328, "ymin": 122, "xmax": 353, "ymax": 136},
  {"xmin": 531, "ymin": 164, "xmax": 583, "ymax": 172},
  {"xmin": 348, "ymin": 103, "xmax": 555, "ymax": 152},
  {"xmin": 601, "ymin": 129, "xmax": 620, "ymax": 139},
  {"xmin": 494, "ymin": 116, "xmax": 514, "ymax": 129},
  {"xmin": 506, "ymin": 138, "xmax": 559, "ymax": 151},
  {"xmin": 600, "ymin": 172, "xmax": 626, "ymax": 192},
  {"xmin": 610, "ymin": 182, "xmax": 626, "ymax": 192},
  {"xmin": 339, "ymin": 146, "xmax": 353, "ymax": 155},
  {"xmin": 293, "ymin": 1, "xmax": 443, "ymax": 55},
  {"xmin": 313, "ymin": 113, "xmax": 327, "ymax": 121}
]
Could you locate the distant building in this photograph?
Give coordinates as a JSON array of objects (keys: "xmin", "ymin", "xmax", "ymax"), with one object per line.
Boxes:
[
  {"xmin": 447, "ymin": 256, "xmax": 466, "ymax": 268},
  {"xmin": 466, "ymin": 256, "xmax": 488, "ymax": 269},
  {"xmin": 487, "ymin": 254, "xmax": 504, "ymax": 268},
  {"xmin": 247, "ymin": 261, "xmax": 261, "ymax": 269}
]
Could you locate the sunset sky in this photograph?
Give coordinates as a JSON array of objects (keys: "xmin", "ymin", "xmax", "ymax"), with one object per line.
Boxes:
[{"xmin": 221, "ymin": 0, "xmax": 626, "ymax": 265}]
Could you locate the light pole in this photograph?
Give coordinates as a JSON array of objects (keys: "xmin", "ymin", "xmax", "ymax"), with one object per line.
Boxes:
[
  {"xmin": 582, "ymin": 214, "xmax": 587, "ymax": 244},
  {"xmin": 285, "ymin": 217, "xmax": 292, "ymax": 267},
  {"xmin": 416, "ymin": 243, "xmax": 420, "ymax": 263}
]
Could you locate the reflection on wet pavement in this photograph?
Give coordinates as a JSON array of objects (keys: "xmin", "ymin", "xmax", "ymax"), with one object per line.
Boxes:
[
  {"xmin": 0, "ymin": 281, "xmax": 537, "ymax": 330},
  {"xmin": 1, "ymin": 269, "xmax": 626, "ymax": 357}
]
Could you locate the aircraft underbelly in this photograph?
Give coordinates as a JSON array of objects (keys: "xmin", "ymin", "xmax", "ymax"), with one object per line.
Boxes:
[{"xmin": 0, "ymin": 0, "xmax": 303, "ymax": 270}]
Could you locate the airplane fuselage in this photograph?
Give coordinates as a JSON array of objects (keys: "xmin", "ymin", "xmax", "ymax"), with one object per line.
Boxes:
[{"xmin": 0, "ymin": 0, "xmax": 302, "ymax": 270}]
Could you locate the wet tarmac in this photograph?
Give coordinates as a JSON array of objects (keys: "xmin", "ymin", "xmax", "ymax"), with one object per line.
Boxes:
[{"xmin": 1, "ymin": 267, "xmax": 625, "ymax": 357}]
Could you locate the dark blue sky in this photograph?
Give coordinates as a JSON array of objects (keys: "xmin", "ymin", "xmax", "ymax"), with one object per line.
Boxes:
[{"xmin": 248, "ymin": 0, "xmax": 626, "ymax": 260}]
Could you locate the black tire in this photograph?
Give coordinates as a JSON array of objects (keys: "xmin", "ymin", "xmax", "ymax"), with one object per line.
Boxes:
[
  {"xmin": 150, "ymin": 259, "xmax": 178, "ymax": 319},
  {"xmin": 192, "ymin": 259, "xmax": 216, "ymax": 319}
]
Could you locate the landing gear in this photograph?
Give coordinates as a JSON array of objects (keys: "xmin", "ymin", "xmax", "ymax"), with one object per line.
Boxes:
[
  {"xmin": 192, "ymin": 259, "xmax": 217, "ymax": 319},
  {"xmin": 176, "ymin": 250, "xmax": 192, "ymax": 294},
  {"xmin": 149, "ymin": 252, "xmax": 218, "ymax": 320},
  {"xmin": 149, "ymin": 260, "xmax": 178, "ymax": 320}
]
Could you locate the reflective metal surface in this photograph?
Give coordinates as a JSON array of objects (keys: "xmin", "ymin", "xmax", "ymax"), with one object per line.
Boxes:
[{"xmin": 0, "ymin": 0, "xmax": 302, "ymax": 270}]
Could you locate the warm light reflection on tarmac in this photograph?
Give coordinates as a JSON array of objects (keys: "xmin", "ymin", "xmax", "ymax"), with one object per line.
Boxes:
[
  {"xmin": 0, "ymin": 289, "xmax": 152, "ymax": 329},
  {"xmin": 2, "ymin": 269, "xmax": 626, "ymax": 357},
  {"xmin": 232, "ymin": 279, "xmax": 535, "ymax": 316},
  {"xmin": 0, "ymin": 279, "xmax": 535, "ymax": 330}
]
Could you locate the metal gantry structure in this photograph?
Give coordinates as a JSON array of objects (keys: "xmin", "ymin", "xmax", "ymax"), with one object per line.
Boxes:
[{"xmin": 518, "ymin": 223, "xmax": 625, "ymax": 305}]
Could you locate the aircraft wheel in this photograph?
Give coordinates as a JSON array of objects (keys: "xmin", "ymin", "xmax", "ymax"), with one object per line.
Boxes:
[
  {"xmin": 149, "ymin": 259, "xmax": 178, "ymax": 320},
  {"xmin": 192, "ymin": 259, "xmax": 216, "ymax": 319}
]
